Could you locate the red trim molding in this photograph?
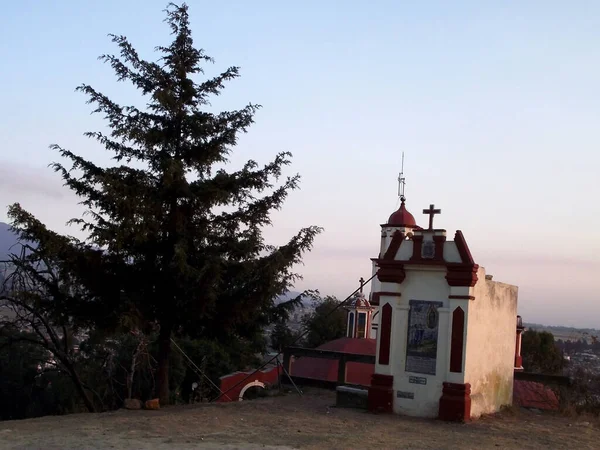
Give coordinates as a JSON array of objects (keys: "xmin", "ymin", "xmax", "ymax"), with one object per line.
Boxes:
[
  {"xmin": 448, "ymin": 295, "xmax": 475, "ymax": 300},
  {"xmin": 368, "ymin": 374, "xmax": 394, "ymax": 414},
  {"xmin": 439, "ymin": 382, "xmax": 471, "ymax": 422},
  {"xmin": 372, "ymin": 230, "xmax": 478, "ymax": 288},
  {"xmin": 371, "ymin": 291, "xmax": 401, "ymax": 306},
  {"xmin": 378, "ymin": 303, "xmax": 393, "ymax": 365},
  {"xmin": 454, "ymin": 230, "xmax": 475, "ymax": 264},
  {"xmin": 446, "ymin": 230, "xmax": 479, "ymax": 287},
  {"xmin": 374, "ymin": 258, "xmax": 446, "ymax": 267},
  {"xmin": 450, "ymin": 307, "xmax": 465, "ymax": 373},
  {"xmin": 383, "ymin": 231, "xmax": 405, "ymax": 260}
]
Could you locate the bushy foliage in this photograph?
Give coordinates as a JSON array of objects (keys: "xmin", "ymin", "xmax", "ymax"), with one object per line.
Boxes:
[
  {"xmin": 564, "ymin": 367, "xmax": 600, "ymax": 416},
  {"xmin": 270, "ymin": 321, "xmax": 302, "ymax": 351},
  {"xmin": 302, "ymin": 296, "xmax": 346, "ymax": 348},
  {"xmin": 0, "ymin": 332, "xmax": 80, "ymax": 420},
  {"xmin": 522, "ymin": 329, "xmax": 566, "ymax": 375}
]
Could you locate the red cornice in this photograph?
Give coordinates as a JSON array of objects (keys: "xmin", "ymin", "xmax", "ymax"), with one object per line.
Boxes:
[
  {"xmin": 372, "ymin": 258, "xmax": 445, "ymax": 266},
  {"xmin": 448, "ymin": 295, "xmax": 475, "ymax": 300},
  {"xmin": 446, "ymin": 263, "xmax": 479, "ymax": 287},
  {"xmin": 371, "ymin": 230, "xmax": 479, "ymax": 288},
  {"xmin": 376, "ymin": 261, "xmax": 406, "ymax": 284}
]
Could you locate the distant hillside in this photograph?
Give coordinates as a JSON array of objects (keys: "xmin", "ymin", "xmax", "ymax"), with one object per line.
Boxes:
[
  {"xmin": 0, "ymin": 222, "xmax": 18, "ymax": 260},
  {"xmin": 0, "ymin": 222, "xmax": 17, "ymax": 285},
  {"xmin": 0, "ymin": 222, "xmax": 39, "ymax": 289},
  {"xmin": 524, "ymin": 322, "xmax": 600, "ymax": 343}
]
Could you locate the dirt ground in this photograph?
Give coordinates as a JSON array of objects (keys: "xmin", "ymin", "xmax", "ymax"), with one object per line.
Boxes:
[{"xmin": 0, "ymin": 388, "xmax": 599, "ymax": 450}]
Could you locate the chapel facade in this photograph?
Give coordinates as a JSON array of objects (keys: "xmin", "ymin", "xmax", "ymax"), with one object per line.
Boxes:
[{"xmin": 365, "ymin": 187, "xmax": 519, "ymax": 421}]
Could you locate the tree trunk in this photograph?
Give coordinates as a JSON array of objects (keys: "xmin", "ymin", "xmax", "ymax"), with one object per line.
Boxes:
[
  {"xmin": 157, "ymin": 323, "xmax": 172, "ymax": 405},
  {"xmin": 127, "ymin": 338, "xmax": 142, "ymax": 399}
]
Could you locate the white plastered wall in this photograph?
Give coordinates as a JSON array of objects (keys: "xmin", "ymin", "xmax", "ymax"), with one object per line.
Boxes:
[{"xmin": 464, "ymin": 267, "xmax": 518, "ymax": 418}]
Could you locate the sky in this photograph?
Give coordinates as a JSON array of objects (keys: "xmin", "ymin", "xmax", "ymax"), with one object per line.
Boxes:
[{"xmin": 1, "ymin": 1, "xmax": 599, "ymax": 328}]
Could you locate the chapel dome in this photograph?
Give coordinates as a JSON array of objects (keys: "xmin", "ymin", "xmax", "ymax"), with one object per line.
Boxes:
[
  {"xmin": 387, "ymin": 200, "xmax": 417, "ymax": 227},
  {"xmin": 349, "ymin": 292, "xmax": 372, "ymax": 309}
]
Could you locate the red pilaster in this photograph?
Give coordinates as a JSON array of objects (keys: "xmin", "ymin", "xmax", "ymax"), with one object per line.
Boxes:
[
  {"xmin": 449, "ymin": 307, "xmax": 465, "ymax": 373},
  {"xmin": 410, "ymin": 234, "xmax": 424, "ymax": 261},
  {"xmin": 439, "ymin": 382, "xmax": 472, "ymax": 422},
  {"xmin": 368, "ymin": 374, "xmax": 394, "ymax": 413},
  {"xmin": 433, "ymin": 235, "xmax": 446, "ymax": 261},
  {"xmin": 378, "ymin": 303, "xmax": 393, "ymax": 365},
  {"xmin": 514, "ymin": 315, "xmax": 525, "ymax": 371},
  {"xmin": 515, "ymin": 354, "xmax": 523, "ymax": 370}
]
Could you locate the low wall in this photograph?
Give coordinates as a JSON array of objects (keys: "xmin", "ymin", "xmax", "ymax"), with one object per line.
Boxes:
[{"xmin": 218, "ymin": 366, "xmax": 281, "ymax": 402}]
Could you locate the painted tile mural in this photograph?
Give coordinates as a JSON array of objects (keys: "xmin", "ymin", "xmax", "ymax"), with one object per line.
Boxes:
[{"xmin": 405, "ymin": 300, "xmax": 443, "ymax": 375}]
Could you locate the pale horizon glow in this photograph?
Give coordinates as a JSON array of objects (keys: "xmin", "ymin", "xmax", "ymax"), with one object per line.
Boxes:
[{"xmin": 1, "ymin": 1, "xmax": 599, "ymax": 328}]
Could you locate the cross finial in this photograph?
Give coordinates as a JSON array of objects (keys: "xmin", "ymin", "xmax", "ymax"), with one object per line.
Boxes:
[
  {"xmin": 423, "ymin": 204, "xmax": 441, "ymax": 230},
  {"xmin": 359, "ymin": 277, "xmax": 365, "ymax": 293}
]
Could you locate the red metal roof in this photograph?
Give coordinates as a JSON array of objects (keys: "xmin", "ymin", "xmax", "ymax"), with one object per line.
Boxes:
[
  {"xmin": 513, "ymin": 380, "xmax": 559, "ymax": 411},
  {"xmin": 290, "ymin": 338, "xmax": 376, "ymax": 386}
]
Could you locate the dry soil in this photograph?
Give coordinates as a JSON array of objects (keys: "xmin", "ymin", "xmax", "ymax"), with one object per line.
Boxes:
[{"xmin": 0, "ymin": 388, "xmax": 598, "ymax": 449}]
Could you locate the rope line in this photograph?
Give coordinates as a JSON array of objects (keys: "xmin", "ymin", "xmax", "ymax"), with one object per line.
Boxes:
[
  {"xmin": 211, "ymin": 272, "xmax": 377, "ymax": 402},
  {"xmin": 170, "ymin": 337, "xmax": 233, "ymax": 401}
]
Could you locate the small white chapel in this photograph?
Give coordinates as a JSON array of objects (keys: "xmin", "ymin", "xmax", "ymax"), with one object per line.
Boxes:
[
  {"xmin": 364, "ymin": 171, "xmax": 520, "ymax": 421},
  {"xmin": 220, "ymin": 170, "xmax": 532, "ymax": 416}
]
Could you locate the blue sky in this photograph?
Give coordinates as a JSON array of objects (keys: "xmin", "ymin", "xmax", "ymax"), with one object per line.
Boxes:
[{"xmin": 1, "ymin": 1, "xmax": 599, "ymax": 327}]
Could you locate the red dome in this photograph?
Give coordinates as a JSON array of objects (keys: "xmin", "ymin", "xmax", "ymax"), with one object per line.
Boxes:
[
  {"xmin": 387, "ymin": 200, "xmax": 417, "ymax": 226},
  {"xmin": 347, "ymin": 292, "xmax": 372, "ymax": 309}
]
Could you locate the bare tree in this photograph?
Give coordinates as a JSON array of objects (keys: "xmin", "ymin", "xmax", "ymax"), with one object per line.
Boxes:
[
  {"xmin": 0, "ymin": 244, "xmax": 97, "ymax": 412},
  {"xmin": 120, "ymin": 326, "xmax": 155, "ymax": 401}
]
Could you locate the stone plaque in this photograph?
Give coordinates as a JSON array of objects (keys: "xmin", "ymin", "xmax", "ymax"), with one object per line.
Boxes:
[
  {"xmin": 409, "ymin": 376, "xmax": 427, "ymax": 385},
  {"xmin": 405, "ymin": 300, "xmax": 443, "ymax": 375},
  {"xmin": 397, "ymin": 391, "xmax": 414, "ymax": 399},
  {"xmin": 421, "ymin": 240, "xmax": 435, "ymax": 259}
]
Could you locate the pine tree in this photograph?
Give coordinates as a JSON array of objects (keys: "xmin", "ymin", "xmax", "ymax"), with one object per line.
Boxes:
[{"xmin": 7, "ymin": 3, "xmax": 321, "ymax": 404}]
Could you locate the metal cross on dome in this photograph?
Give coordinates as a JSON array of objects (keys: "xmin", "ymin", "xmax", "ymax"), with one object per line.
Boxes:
[
  {"xmin": 423, "ymin": 204, "xmax": 441, "ymax": 230},
  {"xmin": 359, "ymin": 277, "xmax": 365, "ymax": 293}
]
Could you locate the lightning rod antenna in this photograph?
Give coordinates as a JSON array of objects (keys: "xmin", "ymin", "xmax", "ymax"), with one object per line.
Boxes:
[{"xmin": 398, "ymin": 152, "xmax": 406, "ymax": 202}]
